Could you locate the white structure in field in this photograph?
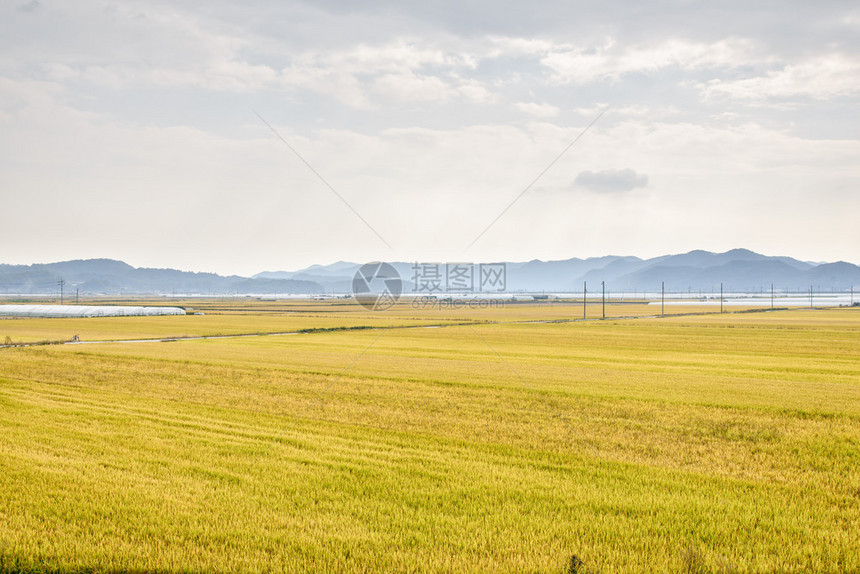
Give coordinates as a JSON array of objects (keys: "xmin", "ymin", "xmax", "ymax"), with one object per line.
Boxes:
[{"xmin": 0, "ymin": 305, "xmax": 186, "ymax": 318}]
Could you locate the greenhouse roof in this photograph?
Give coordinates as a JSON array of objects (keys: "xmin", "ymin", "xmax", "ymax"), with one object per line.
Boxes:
[{"xmin": 0, "ymin": 305, "xmax": 186, "ymax": 318}]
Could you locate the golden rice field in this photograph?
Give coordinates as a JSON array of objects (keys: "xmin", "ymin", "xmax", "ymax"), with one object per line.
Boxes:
[
  {"xmin": 0, "ymin": 297, "xmax": 759, "ymax": 345},
  {"xmin": 1, "ymin": 300, "xmax": 858, "ymax": 573}
]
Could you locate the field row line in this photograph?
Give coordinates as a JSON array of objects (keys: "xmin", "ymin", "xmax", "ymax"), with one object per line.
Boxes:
[
  {"xmin": 0, "ymin": 322, "xmax": 478, "ymax": 349},
  {"xmin": 0, "ymin": 307, "xmax": 811, "ymax": 350}
]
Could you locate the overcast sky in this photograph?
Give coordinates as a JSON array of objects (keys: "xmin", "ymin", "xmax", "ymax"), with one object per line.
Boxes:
[{"xmin": 1, "ymin": 0, "xmax": 859, "ymax": 275}]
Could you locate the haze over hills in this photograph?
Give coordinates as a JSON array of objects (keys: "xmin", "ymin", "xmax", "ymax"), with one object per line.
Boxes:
[
  {"xmin": 256, "ymin": 249, "xmax": 860, "ymax": 294},
  {"xmin": 0, "ymin": 259, "xmax": 321, "ymax": 296},
  {"xmin": 1, "ymin": 249, "xmax": 858, "ymax": 296}
]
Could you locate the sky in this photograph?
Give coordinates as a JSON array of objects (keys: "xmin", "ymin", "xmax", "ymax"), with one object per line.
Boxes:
[{"xmin": 1, "ymin": 0, "xmax": 859, "ymax": 276}]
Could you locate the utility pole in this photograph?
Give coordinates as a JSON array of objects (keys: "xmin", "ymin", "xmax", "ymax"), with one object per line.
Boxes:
[
  {"xmin": 583, "ymin": 281, "xmax": 587, "ymax": 320},
  {"xmin": 771, "ymin": 284, "xmax": 774, "ymax": 310},
  {"xmin": 601, "ymin": 281, "xmax": 605, "ymax": 320},
  {"xmin": 720, "ymin": 282, "xmax": 723, "ymax": 313},
  {"xmin": 76, "ymin": 288, "xmax": 79, "ymax": 305},
  {"xmin": 810, "ymin": 285, "xmax": 813, "ymax": 309},
  {"xmin": 661, "ymin": 281, "xmax": 664, "ymax": 317},
  {"xmin": 58, "ymin": 279, "xmax": 65, "ymax": 305}
]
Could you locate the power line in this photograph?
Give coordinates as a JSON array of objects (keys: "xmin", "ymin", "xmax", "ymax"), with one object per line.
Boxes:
[{"xmin": 252, "ymin": 109, "xmax": 394, "ymax": 253}]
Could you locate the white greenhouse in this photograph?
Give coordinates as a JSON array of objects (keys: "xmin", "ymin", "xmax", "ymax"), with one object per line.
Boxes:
[{"xmin": 0, "ymin": 305, "xmax": 186, "ymax": 318}]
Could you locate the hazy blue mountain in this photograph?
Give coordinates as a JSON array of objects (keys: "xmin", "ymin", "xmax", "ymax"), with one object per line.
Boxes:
[
  {"xmin": 306, "ymin": 261, "xmax": 363, "ymax": 275},
  {"xmin": 773, "ymin": 256, "xmax": 813, "ymax": 271},
  {"xmin": 254, "ymin": 261, "xmax": 360, "ymax": 280},
  {"xmin": 0, "ymin": 260, "xmax": 324, "ymax": 295},
  {"xmin": 615, "ymin": 260, "xmax": 806, "ymax": 292},
  {"xmin": 702, "ymin": 260, "xmax": 810, "ymax": 291},
  {"xmin": 609, "ymin": 264, "xmax": 702, "ymax": 292},
  {"xmin": 41, "ymin": 258, "xmax": 136, "ymax": 276},
  {"xmin": 253, "ymin": 271, "xmax": 296, "ymax": 280},
  {"xmin": 505, "ymin": 256, "xmax": 623, "ymax": 291},
  {"xmin": 674, "ymin": 248, "xmax": 765, "ymax": 266},
  {"xmin": 581, "ymin": 252, "xmax": 854, "ymax": 292},
  {"xmin": 629, "ymin": 249, "xmax": 805, "ymax": 271},
  {"xmin": 807, "ymin": 262, "xmax": 860, "ymax": 290},
  {"xmin": 578, "ymin": 257, "xmax": 648, "ymax": 287},
  {"xmin": 257, "ymin": 261, "xmax": 415, "ymax": 293},
  {"xmin": 1, "ymin": 250, "xmax": 858, "ymax": 296}
]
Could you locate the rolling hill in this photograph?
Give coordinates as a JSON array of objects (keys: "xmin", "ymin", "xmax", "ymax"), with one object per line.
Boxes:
[{"xmin": 2, "ymin": 250, "xmax": 858, "ymax": 295}]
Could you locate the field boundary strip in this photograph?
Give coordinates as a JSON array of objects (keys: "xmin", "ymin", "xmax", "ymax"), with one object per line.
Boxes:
[{"xmin": 0, "ymin": 306, "xmax": 824, "ymax": 349}]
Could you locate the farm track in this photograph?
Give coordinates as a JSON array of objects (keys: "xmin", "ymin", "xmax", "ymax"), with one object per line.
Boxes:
[{"xmin": 3, "ymin": 307, "xmax": 808, "ymax": 349}]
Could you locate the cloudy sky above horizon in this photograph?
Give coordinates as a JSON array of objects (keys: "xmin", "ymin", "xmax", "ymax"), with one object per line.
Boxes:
[{"xmin": 1, "ymin": 0, "xmax": 859, "ymax": 275}]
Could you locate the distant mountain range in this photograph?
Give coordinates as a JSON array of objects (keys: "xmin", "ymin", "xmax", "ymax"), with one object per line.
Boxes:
[
  {"xmin": 256, "ymin": 249, "xmax": 860, "ymax": 294},
  {"xmin": 0, "ymin": 259, "xmax": 320, "ymax": 296},
  {"xmin": 1, "ymin": 249, "xmax": 858, "ymax": 296}
]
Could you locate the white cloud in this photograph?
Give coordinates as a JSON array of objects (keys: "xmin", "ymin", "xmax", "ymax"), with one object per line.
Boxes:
[
  {"xmin": 41, "ymin": 59, "xmax": 281, "ymax": 93},
  {"xmin": 702, "ymin": 54, "xmax": 860, "ymax": 101},
  {"xmin": 455, "ymin": 79, "xmax": 497, "ymax": 103},
  {"xmin": 515, "ymin": 102, "xmax": 559, "ymax": 118},
  {"xmin": 488, "ymin": 36, "xmax": 555, "ymax": 56},
  {"xmin": 276, "ymin": 41, "xmax": 496, "ymax": 106},
  {"xmin": 17, "ymin": 0, "xmax": 39, "ymax": 13},
  {"xmin": 537, "ymin": 38, "xmax": 758, "ymax": 84},
  {"xmin": 372, "ymin": 72, "xmax": 455, "ymax": 103},
  {"xmin": 573, "ymin": 168, "xmax": 648, "ymax": 192},
  {"xmin": 2, "ymin": 2, "xmax": 860, "ymax": 270},
  {"xmin": 329, "ymin": 42, "xmax": 451, "ymax": 75},
  {"xmin": 2, "ymin": 78, "xmax": 860, "ymax": 271},
  {"xmin": 279, "ymin": 64, "xmax": 374, "ymax": 108}
]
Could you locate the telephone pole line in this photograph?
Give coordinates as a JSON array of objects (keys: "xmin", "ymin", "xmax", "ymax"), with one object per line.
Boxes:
[
  {"xmin": 58, "ymin": 279, "xmax": 65, "ymax": 305},
  {"xmin": 661, "ymin": 282, "xmax": 665, "ymax": 317}
]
